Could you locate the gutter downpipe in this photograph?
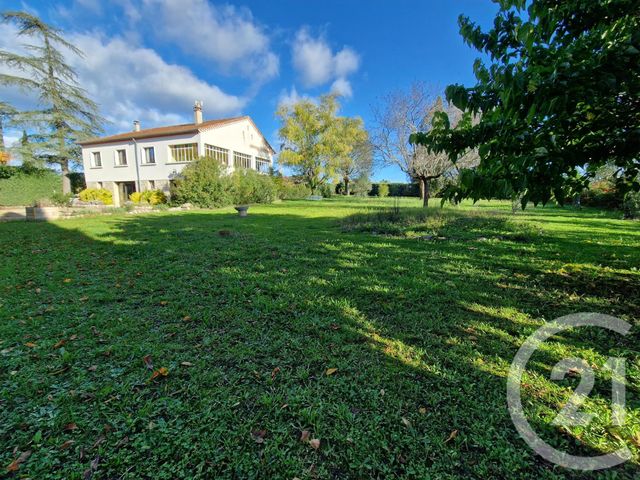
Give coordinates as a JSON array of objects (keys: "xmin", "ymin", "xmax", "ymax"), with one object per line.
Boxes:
[{"xmin": 132, "ymin": 137, "xmax": 141, "ymax": 193}]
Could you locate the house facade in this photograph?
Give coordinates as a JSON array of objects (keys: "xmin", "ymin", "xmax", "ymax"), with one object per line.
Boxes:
[{"xmin": 79, "ymin": 102, "xmax": 275, "ymax": 206}]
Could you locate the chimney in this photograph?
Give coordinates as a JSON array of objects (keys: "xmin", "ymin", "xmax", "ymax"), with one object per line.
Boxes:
[
  {"xmin": 133, "ymin": 120, "xmax": 140, "ymax": 132},
  {"xmin": 194, "ymin": 101, "xmax": 203, "ymax": 125}
]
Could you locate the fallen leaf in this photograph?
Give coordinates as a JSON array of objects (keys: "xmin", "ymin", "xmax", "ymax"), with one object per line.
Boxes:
[
  {"xmin": 143, "ymin": 355, "xmax": 153, "ymax": 370},
  {"xmin": 92, "ymin": 435, "xmax": 106, "ymax": 449},
  {"xmin": 330, "ymin": 323, "xmax": 340, "ymax": 330},
  {"xmin": 418, "ymin": 407, "xmax": 427, "ymax": 415},
  {"xmin": 63, "ymin": 278, "xmax": 72, "ymax": 283},
  {"xmin": 25, "ymin": 342, "xmax": 37, "ymax": 348},
  {"xmin": 180, "ymin": 361, "xmax": 193, "ymax": 367},
  {"xmin": 69, "ymin": 334, "xmax": 78, "ymax": 341},
  {"xmin": 567, "ymin": 367, "xmax": 581, "ymax": 378},
  {"xmin": 309, "ymin": 438, "xmax": 320, "ymax": 450},
  {"xmin": 83, "ymin": 455, "xmax": 100, "ymax": 480},
  {"xmin": 63, "ymin": 422, "xmax": 78, "ymax": 432},
  {"xmin": 60, "ymin": 440, "xmax": 75, "ymax": 450},
  {"xmin": 401, "ymin": 417, "xmax": 412, "ymax": 428},
  {"xmin": 159, "ymin": 300, "xmax": 168, "ymax": 306},
  {"xmin": 444, "ymin": 429, "xmax": 459, "ymax": 444},
  {"xmin": 148, "ymin": 367, "xmax": 169, "ymax": 382},
  {"xmin": 300, "ymin": 430, "xmax": 311, "ymax": 443},
  {"xmin": 35, "ymin": 288, "xmax": 41, "ymax": 294},
  {"xmin": 325, "ymin": 368, "xmax": 338, "ymax": 376},
  {"xmin": 53, "ymin": 339, "xmax": 66, "ymax": 349},
  {"xmin": 379, "ymin": 389, "xmax": 385, "ymax": 396},
  {"xmin": 87, "ymin": 365, "xmax": 97, "ymax": 372},
  {"xmin": 6, "ymin": 450, "xmax": 31, "ymax": 472},
  {"xmin": 182, "ymin": 315, "xmax": 192, "ymax": 322},
  {"xmin": 271, "ymin": 367, "xmax": 281, "ymax": 380},
  {"xmin": 631, "ymin": 432, "xmax": 640, "ymax": 447}
]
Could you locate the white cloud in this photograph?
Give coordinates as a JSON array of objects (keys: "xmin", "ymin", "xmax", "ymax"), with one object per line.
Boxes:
[
  {"xmin": 67, "ymin": 33, "xmax": 246, "ymax": 131},
  {"xmin": 292, "ymin": 28, "xmax": 360, "ymax": 97},
  {"xmin": 276, "ymin": 86, "xmax": 319, "ymax": 109},
  {"xmin": 141, "ymin": 0, "xmax": 279, "ymax": 82}
]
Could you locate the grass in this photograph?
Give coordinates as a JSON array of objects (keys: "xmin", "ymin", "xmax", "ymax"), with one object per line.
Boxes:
[
  {"xmin": 0, "ymin": 170, "xmax": 62, "ymax": 206},
  {"xmin": 0, "ymin": 197, "xmax": 638, "ymax": 479}
]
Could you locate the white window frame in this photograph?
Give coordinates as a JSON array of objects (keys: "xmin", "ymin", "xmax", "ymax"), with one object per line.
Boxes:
[
  {"xmin": 143, "ymin": 146, "xmax": 156, "ymax": 164},
  {"xmin": 148, "ymin": 180, "xmax": 156, "ymax": 189},
  {"xmin": 116, "ymin": 149, "xmax": 127, "ymax": 166},
  {"xmin": 92, "ymin": 151, "xmax": 102, "ymax": 168},
  {"xmin": 233, "ymin": 151, "xmax": 252, "ymax": 169},
  {"xmin": 169, "ymin": 143, "xmax": 198, "ymax": 163},
  {"xmin": 205, "ymin": 144, "xmax": 229, "ymax": 166},
  {"xmin": 255, "ymin": 157, "xmax": 270, "ymax": 173}
]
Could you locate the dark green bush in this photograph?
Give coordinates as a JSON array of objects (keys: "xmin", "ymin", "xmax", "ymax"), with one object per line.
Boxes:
[
  {"xmin": 274, "ymin": 177, "xmax": 310, "ymax": 199},
  {"xmin": 623, "ymin": 191, "xmax": 640, "ymax": 219},
  {"xmin": 230, "ymin": 169, "xmax": 277, "ymax": 205},
  {"xmin": 319, "ymin": 183, "xmax": 335, "ymax": 198},
  {"xmin": 0, "ymin": 168, "xmax": 62, "ymax": 205},
  {"xmin": 370, "ymin": 182, "xmax": 420, "ymax": 197}
]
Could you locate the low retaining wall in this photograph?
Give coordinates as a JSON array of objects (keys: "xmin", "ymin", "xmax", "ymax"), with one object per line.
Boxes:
[
  {"xmin": 0, "ymin": 206, "xmax": 27, "ymax": 221},
  {"xmin": 22, "ymin": 205, "xmax": 114, "ymax": 221}
]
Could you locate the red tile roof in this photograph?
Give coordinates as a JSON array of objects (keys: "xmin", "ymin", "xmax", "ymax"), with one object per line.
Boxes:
[{"xmin": 78, "ymin": 115, "xmax": 275, "ymax": 153}]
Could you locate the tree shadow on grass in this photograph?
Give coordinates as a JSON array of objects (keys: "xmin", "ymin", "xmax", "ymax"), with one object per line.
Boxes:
[{"xmin": 0, "ymin": 206, "xmax": 638, "ymax": 479}]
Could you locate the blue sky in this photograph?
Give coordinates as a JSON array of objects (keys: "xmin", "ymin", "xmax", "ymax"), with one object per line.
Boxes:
[{"xmin": 1, "ymin": 0, "xmax": 498, "ymax": 181}]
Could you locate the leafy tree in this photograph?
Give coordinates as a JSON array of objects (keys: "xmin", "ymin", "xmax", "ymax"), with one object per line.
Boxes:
[
  {"xmin": 372, "ymin": 83, "xmax": 477, "ymax": 207},
  {"xmin": 414, "ymin": 0, "xmax": 640, "ymax": 207},
  {"xmin": 277, "ymin": 95, "xmax": 366, "ymax": 194},
  {"xmin": 335, "ymin": 124, "xmax": 370, "ymax": 195},
  {"xmin": 0, "ymin": 11, "xmax": 104, "ymax": 193}
]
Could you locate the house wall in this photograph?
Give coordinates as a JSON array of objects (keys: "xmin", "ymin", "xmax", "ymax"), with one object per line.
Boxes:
[{"xmin": 81, "ymin": 118, "xmax": 273, "ymax": 206}]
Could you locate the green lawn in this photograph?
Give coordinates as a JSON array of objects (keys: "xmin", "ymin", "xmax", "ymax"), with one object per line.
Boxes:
[{"xmin": 1, "ymin": 198, "xmax": 638, "ymax": 479}]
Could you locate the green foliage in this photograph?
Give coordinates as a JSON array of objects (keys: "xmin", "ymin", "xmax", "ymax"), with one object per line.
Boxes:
[
  {"xmin": 0, "ymin": 168, "xmax": 61, "ymax": 205},
  {"xmin": 377, "ymin": 182, "xmax": 389, "ymax": 197},
  {"xmin": 172, "ymin": 157, "xmax": 277, "ymax": 208},
  {"xmin": 78, "ymin": 188, "xmax": 113, "ymax": 205},
  {"xmin": 319, "ymin": 183, "xmax": 335, "ymax": 198},
  {"xmin": 274, "ymin": 177, "xmax": 311, "ymax": 200},
  {"xmin": 49, "ymin": 191, "xmax": 73, "ymax": 207},
  {"xmin": 172, "ymin": 156, "xmax": 232, "ymax": 208},
  {"xmin": 350, "ymin": 176, "xmax": 372, "ymax": 197},
  {"xmin": 370, "ymin": 182, "xmax": 421, "ymax": 197},
  {"xmin": 0, "ymin": 11, "xmax": 104, "ymax": 192},
  {"xmin": 416, "ymin": 0, "xmax": 640, "ymax": 206},
  {"xmin": 623, "ymin": 191, "xmax": 640, "ymax": 219},
  {"xmin": 67, "ymin": 171, "xmax": 86, "ymax": 193},
  {"xmin": 277, "ymin": 95, "xmax": 367, "ymax": 194},
  {"xmin": 230, "ymin": 169, "xmax": 277, "ymax": 205},
  {"xmin": 580, "ymin": 180, "xmax": 624, "ymax": 210}
]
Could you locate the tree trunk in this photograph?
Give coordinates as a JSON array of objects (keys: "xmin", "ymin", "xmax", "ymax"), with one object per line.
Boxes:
[
  {"xmin": 420, "ymin": 177, "xmax": 430, "ymax": 207},
  {"xmin": 61, "ymin": 159, "xmax": 71, "ymax": 194},
  {"xmin": 344, "ymin": 177, "xmax": 350, "ymax": 196},
  {"xmin": 0, "ymin": 118, "xmax": 5, "ymax": 152}
]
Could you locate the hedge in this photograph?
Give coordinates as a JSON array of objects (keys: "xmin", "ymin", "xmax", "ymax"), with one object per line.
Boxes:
[{"xmin": 369, "ymin": 183, "xmax": 420, "ymax": 197}]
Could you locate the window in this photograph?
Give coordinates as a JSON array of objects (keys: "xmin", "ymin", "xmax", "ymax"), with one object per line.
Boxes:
[
  {"xmin": 205, "ymin": 144, "xmax": 229, "ymax": 165},
  {"xmin": 96, "ymin": 182, "xmax": 103, "ymax": 189},
  {"xmin": 92, "ymin": 152, "xmax": 102, "ymax": 167},
  {"xmin": 143, "ymin": 147, "xmax": 155, "ymax": 164},
  {"xmin": 233, "ymin": 151, "xmax": 252, "ymax": 169},
  {"xmin": 148, "ymin": 180, "xmax": 156, "ymax": 189},
  {"xmin": 116, "ymin": 149, "xmax": 127, "ymax": 166},
  {"xmin": 255, "ymin": 157, "xmax": 270, "ymax": 173},
  {"xmin": 169, "ymin": 143, "xmax": 198, "ymax": 162}
]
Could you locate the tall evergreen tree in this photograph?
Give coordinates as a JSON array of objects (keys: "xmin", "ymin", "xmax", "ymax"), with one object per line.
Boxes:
[{"xmin": 0, "ymin": 11, "xmax": 104, "ymax": 192}]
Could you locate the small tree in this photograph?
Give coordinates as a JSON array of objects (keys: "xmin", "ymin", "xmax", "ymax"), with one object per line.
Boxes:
[
  {"xmin": 371, "ymin": 83, "xmax": 477, "ymax": 207},
  {"xmin": 0, "ymin": 11, "xmax": 104, "ymax": 193},
  {"xmin": 378, "ymin": 182, "xmax": 389, "ymax": 197},
  {"xmin": 335, "ymin": 126, "xmax": 371, "ymax": 195},
  {"xmin": 278, "ymin": 95, "xmax": 366, "ymax": 194}
]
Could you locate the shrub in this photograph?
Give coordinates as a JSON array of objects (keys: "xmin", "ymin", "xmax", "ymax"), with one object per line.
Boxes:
[
  {"xmin": 370, "ymin": 182, "xmax": 420, "ymax": 197},
  {"xmin": 144, "ymin": 189, "xmax": 167, "ymax": 205},
  {"xmin": 275, "ymin": 177, "xmax": 311, "ymax": 200},
  {"xmin": 378, "ymin": 183, "xmax": 390, "ymax": 197},
  {"xmin": 230, "ymin": 169, "xmax": 277, "ymax": 205},
  {"xmin": 580, "ymin": 181, "xmax": 623, "ymax": 209},
  {"xmin": 67, "ymin": 172, "xmax": 86, "ymax": 193},
  {"xmin": 78, "ymin": 188, "xmax": 113, "ymax": 205},
  {"xmin": 171, "ymin": 156, "xmax": 232, "ymax": 208},
  {"xmin": 623, "ymin": 191, "xmax": 640, "ymax": 219},
  {"xmin": 351, "ymin": 176, "xmax": 372, "ymax": 197},
  {"xmin": 319, "ymin": 183, "xmax": 334, "ymax": 198},
  {"xmin": 129, "ymin": 191, "xmax": 144, "ymax": 204},
  {"xmin": 50, "ymin": 192, "xmax": 73, "ymax": 207},
  {"xmin": 172, "ymin": 157, "xmax": 277, "ymax": 208}
]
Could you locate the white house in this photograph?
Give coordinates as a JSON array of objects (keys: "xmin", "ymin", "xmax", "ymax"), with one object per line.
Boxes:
[{"xmin": 79, "ymin": 102, "xmax": 275, "ymax": 206}]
